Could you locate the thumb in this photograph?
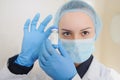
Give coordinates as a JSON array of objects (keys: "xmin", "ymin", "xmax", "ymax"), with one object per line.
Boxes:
[
  {"xmin": 44, "ymin": 27, "xmax": 52, "ymax": 38},
  {"xmin": 44, "ymin": 26, "xmax": 58, "ymax": 38}
]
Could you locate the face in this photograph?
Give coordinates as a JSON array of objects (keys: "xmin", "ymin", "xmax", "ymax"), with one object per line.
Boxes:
[{"xmin": 59, "ymin": 12, "xmax": 95, "ymax": 40}]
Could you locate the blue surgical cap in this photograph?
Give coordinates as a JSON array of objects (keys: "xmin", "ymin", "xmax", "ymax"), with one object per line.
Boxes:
[{"xmin": 54, "ymin": 0, "xmax": 102, "ymax": 40}]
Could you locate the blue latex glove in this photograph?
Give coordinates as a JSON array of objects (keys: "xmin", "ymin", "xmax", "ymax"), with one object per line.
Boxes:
[
  {"xmin": 15, "ymin": 13, "xmax": 53, "ymax": 67},
  {"xmin": 38, "ymin": 39, "xmax": 77, "ymax": 80}
]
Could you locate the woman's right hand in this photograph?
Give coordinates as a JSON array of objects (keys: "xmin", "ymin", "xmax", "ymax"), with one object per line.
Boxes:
[{"xmin": 15, "ymin": 13, "xmax": 53, "ymax": 67}]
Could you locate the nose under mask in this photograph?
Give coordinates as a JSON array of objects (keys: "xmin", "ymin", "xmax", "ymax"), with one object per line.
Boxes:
[{"xmin": 60, "ymin": 38, "xmax": 95, "ymax": 63}]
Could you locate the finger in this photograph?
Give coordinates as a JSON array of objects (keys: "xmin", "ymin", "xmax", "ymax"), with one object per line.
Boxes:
[
  {"xmin": 38, "ymin": 15, "xmax": 52, "ymax": 32},
  {"xmin": 44, "ymin": 25, "xmax": 57, "ymax": 39},
  {"xmin": 31, "ymin": 13, "xmax": 40, "ymax": 31},
  {"xmin": 39, "ymin": 55, "xmax": 46, "ymax": 67},
  {"xmin": 42, "ymin": 42, "xmax": 51, "ymax": 61},
  {"xmin": 24, "ymin": 19, "xmax": 30, "ymax": 33},
  {"xmin": 52, "ymin": 44, "xmax": 58, "ymax": 49},
  {"xmin": 58, "ymin": 40, "xmax": 69, "ymax": 57},
  {"xmin": 45, "ymin": 39, "xmax": 58, "ymax": 56},
  {"xmin": 44, "ymin": 26, "xmax": 53, "ymax": 39}
]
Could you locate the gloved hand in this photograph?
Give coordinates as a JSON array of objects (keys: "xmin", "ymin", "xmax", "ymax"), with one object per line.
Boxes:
[
  {"xmin": 15, "ymin": 13, "xmax": 53, "ymax": 67},
  {"xmin": 38, "ymin": 39, "xmax": 77, "ymax": 80}
]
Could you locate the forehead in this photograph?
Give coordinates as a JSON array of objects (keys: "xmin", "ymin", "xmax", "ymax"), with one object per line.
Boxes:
[{"xmin": 58, "ymin": 11, "xmax": 94, "ymax": 30}]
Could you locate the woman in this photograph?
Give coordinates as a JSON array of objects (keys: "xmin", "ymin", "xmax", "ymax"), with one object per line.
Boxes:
[{"xmin": 0, "ymin": 0, "xmax": 120, "ymax": 80}]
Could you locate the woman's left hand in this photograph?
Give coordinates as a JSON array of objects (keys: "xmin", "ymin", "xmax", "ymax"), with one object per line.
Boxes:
[{"xmin": 38, "ymin": 39, "xmax": 77, "ymax": 80}]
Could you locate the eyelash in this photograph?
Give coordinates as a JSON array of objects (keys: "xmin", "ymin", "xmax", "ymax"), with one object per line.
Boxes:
[
  {"xmin": 61, "ymin": 31, "xmax": 90, "ymax": 38},
  {"xmin": 62, "ymin": 32, "xmax": 71, "ymax": 37},
  {"xmin": 81, "ymin": 31, "xmax": 90, "ymax": 37}
]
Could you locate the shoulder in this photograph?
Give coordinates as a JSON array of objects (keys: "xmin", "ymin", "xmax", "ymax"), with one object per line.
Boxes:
[
  {"xmin": 84, "ymin": 58, "xmax": 120, "ymax": 80},
  {"xmin": 108, "ymin": 68, "xmax": 120, "ymax": 80}
]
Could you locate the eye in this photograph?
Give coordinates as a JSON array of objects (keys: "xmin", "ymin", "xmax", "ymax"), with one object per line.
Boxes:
[
  {"xmin": 62, "ymin": 32, "xmax": 71, "ymax": 37},
  {"xmin": 81, "ymin": 31, "xmax": 90, "ymax": 37}
]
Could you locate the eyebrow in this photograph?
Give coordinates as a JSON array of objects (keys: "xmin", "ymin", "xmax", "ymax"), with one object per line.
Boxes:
[
  {"xmin": 61, "ymin": 27, "xmax": 91, "ymax": 32},
  {"xmin": 61, "ymin": 29, "xmax": 72, "ymax": 32},
  {"xmin": 80, "ymin": 27, "xmax": 91, "ymax": 31}
]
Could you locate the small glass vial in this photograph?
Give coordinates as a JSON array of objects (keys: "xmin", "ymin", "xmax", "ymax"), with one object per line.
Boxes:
[
  {"xmin": 49, "ymin": 28, "xmax": 60, "ymax": 54},
  {"xmin": 49, "ymin": 28, "xmax": 58, "ymax": 45}
]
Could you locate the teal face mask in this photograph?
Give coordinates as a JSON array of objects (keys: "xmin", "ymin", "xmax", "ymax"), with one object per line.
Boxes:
[{"xmin": 61, "ymin": 38, "xmax": 95, "ymax": 63}]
